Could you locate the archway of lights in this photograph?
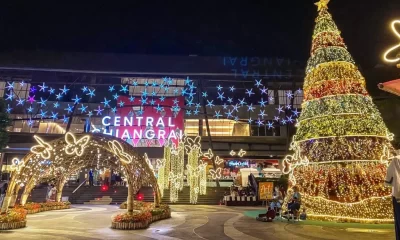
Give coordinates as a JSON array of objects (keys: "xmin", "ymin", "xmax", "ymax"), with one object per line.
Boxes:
[{"xmin": 0, "ymin": 132, "xmax": 161, "ymax": 214}]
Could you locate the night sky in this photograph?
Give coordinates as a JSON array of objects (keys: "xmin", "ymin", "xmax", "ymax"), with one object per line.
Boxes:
[{"xmin": 0, "ymin": 0, "xmax": 399, "ymax": 69}]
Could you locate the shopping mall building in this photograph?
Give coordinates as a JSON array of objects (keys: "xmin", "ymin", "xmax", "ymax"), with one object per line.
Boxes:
[{"xmin": 0, "ymin": 51, "xmax": 304, "ymax": 181}]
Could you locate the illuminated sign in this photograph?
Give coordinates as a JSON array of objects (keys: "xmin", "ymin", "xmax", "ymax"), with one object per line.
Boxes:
[
  {"xmin": 228, "ymin": 161, "xmax": 249, "ymax": 167},
  {"xmin": 101, "ymin": 116, "xmax": 183, "ymax": 140},
  {"xmin": 98, "ymin": 96, "xmax": 184, "ymax": 147}
]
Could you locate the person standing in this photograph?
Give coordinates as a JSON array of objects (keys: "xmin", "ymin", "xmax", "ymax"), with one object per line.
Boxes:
[
  {"xmin": 47, "ymin": 184, "xmax": 56, "ymax": 202},
  {"xmin": 111, "ymin": 172, "xmax": 116, "ymax": 186},
  {"xmin": 50, "ymin": 185, "xmax": 57, "ymax": 201},
  {"xmin": 104, "ymin": 169, "xmax": 110, "ymax": 186},
  {"xmin": 0, "ymin": 181, "xmax": 8, "ymax": 208},
  {"xmin": 46, "ymin": 184, "xmax": 52, "ymax": 201},
  {"xmin": 385, "ymin": 152, "xmax": 400, "ymax": 240},
  {"xmin": 89, "ymin": 169, "xmax": 94, "ymax": 187}
]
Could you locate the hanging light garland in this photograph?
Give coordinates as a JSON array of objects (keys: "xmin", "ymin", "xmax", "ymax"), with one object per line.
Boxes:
[{"xmin": 156, "ymin": 158, "xmax": 166, "ymax": 197}]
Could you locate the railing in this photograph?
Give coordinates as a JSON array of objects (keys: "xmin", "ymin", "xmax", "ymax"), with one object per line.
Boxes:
[{"xmin": 72, "ymin": 179, "xmax": 87, "ymax": 194}]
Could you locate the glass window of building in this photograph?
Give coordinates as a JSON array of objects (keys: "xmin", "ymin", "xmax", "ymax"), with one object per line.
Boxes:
[
  {"xmin": 184, "ymin": 119, "xmax": 250, "ymax": 136},
  {"xmin": 250, "ymin": 124, "xmax": 280, "ymax": 136}
]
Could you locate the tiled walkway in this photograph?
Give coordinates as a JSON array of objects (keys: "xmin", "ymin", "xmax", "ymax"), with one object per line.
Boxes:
[{"xmin": 0, "ymin": 205, "xmax": 395, "ymax": 239}]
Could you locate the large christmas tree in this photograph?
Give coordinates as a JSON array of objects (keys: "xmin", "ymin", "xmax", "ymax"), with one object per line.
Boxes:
[{"xmin": 283, "ymin": 0, "xmax": 394, "ymax": 223}]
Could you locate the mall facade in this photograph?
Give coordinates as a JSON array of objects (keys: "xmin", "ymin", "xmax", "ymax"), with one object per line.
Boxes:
[{"xmin": 0, "ymin": 51, "xmax": 304, "ymax": 181}]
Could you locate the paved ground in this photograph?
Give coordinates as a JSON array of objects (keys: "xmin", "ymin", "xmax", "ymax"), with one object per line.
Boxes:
[{"xmin": 0, "ymin": 205, "xmax": 396, "ymax": 239}]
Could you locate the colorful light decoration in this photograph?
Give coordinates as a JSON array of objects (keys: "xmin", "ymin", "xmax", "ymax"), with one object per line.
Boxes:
[
  {"xmin": 215, "ymin": 156, "xmax": 224, "ymax": 165},
  {"xmin": 65, "ymin": 132, "xmax": 90, "ymax": 157},
  {"xmin": 156, "ymin": 158, "xmax": 166, "ymax": 197},
  {"xmin": 382, "ymin": 20, "xmax": 400, "ymax": 63},
  {"xmin": 163, "ymin": 142, "xmax": 171, "ymax": 190},
  {"xmin": 168, "ymin": 141, "xmax": 185, "ymax": 202},
  {"xmin": 238, "ymin": 149, "xmax": 246, "ymax": 157},
  {"xmin": 168, "ymin": 172, "xmax": 181, "ymax": 203},
  {"xmin": 203, "ymin": 148, "xmax": 213, "ymax": 159},
  {"xmin": 2, "ymin": 133, "xmax": 161, "ymax": 215},
  {"xmin": 198, "ymin": 160, "xmax": 207, "ymax": 195},
  {"xmin": 10, "ymin": 158, "xmax": 24, "ymax": 173},
  {"xmin": 176, "ymin": 141, "xmax": 185, "ymax": 191},
  {"xmin": 282, "ymin": 0, "xmax": 394, "ymax": 223},
  {"xmin": 31, "ymin": 135, "xmax": 53, "ymax": 159},
  {"xmin": 144, "ymin": 153, "xmax": 156, "ymax": 176},
  {"xmin": 209, "ymin": 167, "xmax": 222, "ymax": 180},
  {"xmin": 4, "ymin": 75, "xmax": 300, "ymax": 132},
  {"xmin": 108, "ymin": 140, "xmax": 133, "ymax": 164},
  {"xmin": 185, "ymin": 135, "xmax": 202, "ymax": 204}
]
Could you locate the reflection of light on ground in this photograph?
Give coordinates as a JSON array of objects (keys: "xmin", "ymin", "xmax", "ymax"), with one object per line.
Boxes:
[{"xmin": 346, "ymin": 228, "xmax": 393, "ymax": 233}]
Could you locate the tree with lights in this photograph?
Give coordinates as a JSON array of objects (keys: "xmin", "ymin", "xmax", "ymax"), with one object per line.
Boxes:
[{"xmin": 283, "ymin": 0, "xmax": 394, "ymax": 222}]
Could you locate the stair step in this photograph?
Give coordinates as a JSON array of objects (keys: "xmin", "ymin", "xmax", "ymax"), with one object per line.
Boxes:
[{"xmin": 84, "ymin": 196, "xmax": 113, "ymax": 205}]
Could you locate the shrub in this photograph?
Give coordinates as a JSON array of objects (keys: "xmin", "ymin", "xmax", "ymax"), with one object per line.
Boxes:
[
  {"xmin": 112, "ymin": 211, "xmax": 152, "ymax": 223},
  {"xmin": 151, "ymin": 204, "xmax": 170, "ymax": 216},
  {"xmin": 0, "ymin": 208, "xmax": 27, "ymax": 223},
  {"xmin": 39, "ymin": 201, "xmax": 70, "ymax": 208},
  {"xmin": 23, "ymin": 203, "xmax": 41, "ymax": 210},
  {"xmin": 120, "ymin": 201, "xmax": 152, "ymax": 210}
]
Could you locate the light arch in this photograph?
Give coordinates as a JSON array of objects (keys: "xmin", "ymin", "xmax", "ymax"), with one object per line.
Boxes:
[{"xmin": 1, "ymin": 132, "xmax": 160, "ymax": 214}]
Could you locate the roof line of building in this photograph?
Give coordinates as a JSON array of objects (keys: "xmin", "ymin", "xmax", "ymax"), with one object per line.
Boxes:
[{"xmin": 0, "ymin": 66, "xmax": 299, "ymax": 78}]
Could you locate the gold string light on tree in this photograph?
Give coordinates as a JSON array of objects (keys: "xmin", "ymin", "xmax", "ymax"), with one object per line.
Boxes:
[
  {"xmin": 156, "ymin": 158, "xmax": 166, "ymax": 197},
  {"xmin": 185, "ymin": 136, "xmax": 202, "ymax": 204},
  {"xmin": 163, "ymin": 141, "xmax": 172, "ymax": 190},
  {"xmin": 169, "ymin": 141, "xmax": 184, "ymax": 202},
  {"xmin": 282, "ymin": 0, "xmax": 394, "ymax": 223}
]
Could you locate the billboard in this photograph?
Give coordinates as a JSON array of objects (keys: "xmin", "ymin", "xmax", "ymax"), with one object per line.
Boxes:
[{"xmin": 258, "ymin": 182, "xmax": 274, "ymax": 200}]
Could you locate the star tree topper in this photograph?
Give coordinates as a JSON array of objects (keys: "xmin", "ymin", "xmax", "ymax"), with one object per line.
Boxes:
[{"xmin": 315, "ymin": 0, "xmax": 330, "ymax": 11}]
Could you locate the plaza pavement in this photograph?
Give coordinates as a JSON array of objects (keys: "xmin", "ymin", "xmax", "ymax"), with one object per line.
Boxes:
[{"xmin": 0, "ymin": 204, "xmax": 395, "ymax": 240}]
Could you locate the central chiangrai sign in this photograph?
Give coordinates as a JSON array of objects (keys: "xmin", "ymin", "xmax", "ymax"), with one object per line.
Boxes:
[
  {"xmin": 101, "ymin": 116, "xmax": 183, "ymax": 140},
  {"xmin": 98, "ymin": 96, "xmax": 184, "ymax": 147}
]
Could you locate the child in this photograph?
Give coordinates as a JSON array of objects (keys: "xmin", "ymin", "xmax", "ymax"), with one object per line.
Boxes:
[{"xmin": 300, "ymin": 208, "xmax": 307, "ymax": 221}]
